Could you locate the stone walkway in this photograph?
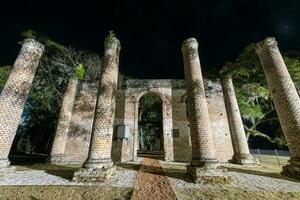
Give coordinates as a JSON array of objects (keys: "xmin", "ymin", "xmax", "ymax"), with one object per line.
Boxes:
[{"xmin": 131, "ymin": 158, "xmax": 177, "ymax": 200}]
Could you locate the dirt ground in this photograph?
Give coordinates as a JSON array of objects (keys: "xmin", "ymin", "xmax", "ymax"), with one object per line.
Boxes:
[{"xmin": 131, "ymin": 157, "xmax": 177, "ymax": 200}]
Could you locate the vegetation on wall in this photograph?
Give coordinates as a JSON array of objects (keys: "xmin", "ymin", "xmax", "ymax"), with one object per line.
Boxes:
[{"xmin": 0, "ymin": 66, "xmax": 12, "ymax": 92}]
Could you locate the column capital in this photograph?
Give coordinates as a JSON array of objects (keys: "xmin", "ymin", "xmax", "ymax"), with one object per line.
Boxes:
[
  {"xmin": 181, "ymin": 38, "xmax": 198, "ymax": 52},
  {"xmin": 104, "ymin": 35, "xmax": 121, "ymax": 52},
  {"xmin": 255, "ymin": 37, "xmax": 278, "ymax": 55},
  {"xmin": 23, "ymin": 38, "xmax": 44, "ymax": 55},
  {"xmin": 219, "ymin": 70, "xmax": 232, "ymax": 79}
]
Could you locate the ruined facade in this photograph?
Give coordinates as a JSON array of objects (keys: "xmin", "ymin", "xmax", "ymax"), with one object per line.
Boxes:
[{"xmin": 55, "ymin": 78, "xmax": 235, "ymax": 165}]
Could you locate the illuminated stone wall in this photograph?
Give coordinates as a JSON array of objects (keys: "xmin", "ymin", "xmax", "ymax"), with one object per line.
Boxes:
[{"xmin": 50, "ymin": 78, "xmax": 78, "ymax": 163}]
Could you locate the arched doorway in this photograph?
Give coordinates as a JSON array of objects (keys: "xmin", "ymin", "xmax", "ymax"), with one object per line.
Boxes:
[{"xmin": 138, "ymin": 93, "xmax": 164, "ymax": 157}]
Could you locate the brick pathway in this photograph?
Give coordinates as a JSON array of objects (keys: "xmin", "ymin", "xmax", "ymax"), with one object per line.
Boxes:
[{"xmin": 131, "ymin": 157, "xmax": 177, "ymax": 200}]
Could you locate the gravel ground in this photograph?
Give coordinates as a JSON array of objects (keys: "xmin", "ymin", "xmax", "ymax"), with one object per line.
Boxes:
[
  {"xmin": 161, "ymin": 162, "xmax": 300, "ymax": 192},
  {"xmin": 2, "ymin": 161, "xmax": 297, "ymax": 193},
  {"xmin": 0, "ymin": 167, "xmax": 138, "ymax": 187}
]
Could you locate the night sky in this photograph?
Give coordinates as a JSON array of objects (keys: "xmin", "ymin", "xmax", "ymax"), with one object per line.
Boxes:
[{"xmin": 0, "ymin": 0, "xmax": 299, "ymax": 78}]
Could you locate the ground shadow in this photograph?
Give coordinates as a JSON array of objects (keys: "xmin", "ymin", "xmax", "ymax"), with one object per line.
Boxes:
[
  {"xmin": 44, "ymin": 169, "xmax": 76, "ymax": 180},
  {"xmin": 226, "ymin": 166, "xmax": 300, "ymax": 183},
  {"xmin": 13, "ymin": 163, "xmax": 78, "ymax": 181}
]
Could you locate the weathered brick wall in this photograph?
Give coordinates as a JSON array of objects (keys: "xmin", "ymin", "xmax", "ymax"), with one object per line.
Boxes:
[
  {"xmin": 171, "ymin": 89, "xmax": 191, "ymax": 162},
  {"xmin": 111, "ymin": 78, "xmax": 233, "ymax": 163},
  {"xmin": 205, "ymin": 79, "xmax": 234, "ymax": 163},
  {"xmin": 0, "ymin": 39, "xmax": 44, "ymax": 167},
  {"xmin": 50, "ymin": 78, "xmax": 78, "ymax": 163},
  {"xmin": 171, "ymin": 80, "xmax": 233, "ymax": 163},
  {"xmin": 59, "ymin": 77, "xmax": 234, "ymax": 164},
  {"xmin": 118, "ymin": 79, "xmax": 174, "ymax": 162},
  {"xmin": 111, "ymin": 89, "xmax": 133, "ymax": 162},
  {"xmin": 63, "ymin": 81, "xmax": 98, "ymax": 164}
]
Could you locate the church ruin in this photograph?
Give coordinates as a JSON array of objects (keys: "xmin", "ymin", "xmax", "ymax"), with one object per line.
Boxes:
[{"xmin": 0, "ymin": 34, "xmax": 299, "ymax": 182}]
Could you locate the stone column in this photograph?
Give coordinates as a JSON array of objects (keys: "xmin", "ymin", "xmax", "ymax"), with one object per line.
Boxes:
[
  {"xmin": 221, "ymin": 75, "xmax": 254, "ymax": 164},
  {"xmin": 50, "ymin": 78, "xmax": 78, "ymax": 163},
  {"xmin": 73, "ymin": 34, "xmax": 121, "ymax": 182},
  {"xmin": 256, "ymin": 37, "xmax": 300, "ymax": 179},
  {"xmin": 0, "ymin": 39, "xmax": 44, "ymax": 168},
  {"xmin": 182, "ymin": 38, "xmax": 226, "ymax": 183}
]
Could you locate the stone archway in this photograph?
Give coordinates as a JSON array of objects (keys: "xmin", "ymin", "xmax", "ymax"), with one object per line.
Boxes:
[
  {"xmin": 125, "ymin": 80, "xmax": 174, "ymax": 162},
  {"xmin": 133, "ymin": 88, "xmax": 174, "ymax": 161},
  {"xmin": 138, "ymin": 92, "xmax": 164, "ymax": 154}
]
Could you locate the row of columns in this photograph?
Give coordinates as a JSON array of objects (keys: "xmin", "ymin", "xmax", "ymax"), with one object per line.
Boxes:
[{"xmin": 0, "ymin": 35, "xmax": 299, "ymax": 181}]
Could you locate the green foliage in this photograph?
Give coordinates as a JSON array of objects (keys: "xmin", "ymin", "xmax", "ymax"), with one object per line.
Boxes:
[
  {"xmin": 0, "ymin": 66, "xmax": 12, "ymax": 92},
  {"xmin": 138, "ymin": 93, "xmax": 163, "ymax": 151},
  {"xmin": 21, "ymin": 29, "xmax": 38, "ymax": 39},
  {"xmin": 220, "ymin": 43, "xmax": 300, "ymax": 148},
  {"xmin": 139, "ymin": 93, "xmax": 162, "ymax": 123},
  {"xmin": 283, "ymin": 56, "xmax": 300, "ymax": 89},
  {"xmin": 76, "ymin": 64, "xmax": 85, "ymax": 80},
  {"xmin": 9, "ymin": 30, "xmax": 101, "ymax": 155}
]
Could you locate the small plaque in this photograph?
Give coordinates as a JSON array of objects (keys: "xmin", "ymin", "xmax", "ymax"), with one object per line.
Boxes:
[{"xmin": 117, "ymin": 125, "xmax": 130, "ymax": 138}]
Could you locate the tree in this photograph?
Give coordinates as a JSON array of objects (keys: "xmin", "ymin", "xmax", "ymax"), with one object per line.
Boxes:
[
  {"xmin": 220, "ymin": 44, "xmax": 300, "ymax": 148},
  {"xmin": 0, "ymin": 66, "xmax": 12, "ymax": 92},
  {"xmin": 138, "ymin": 93, "xmax": 163, "ymax": 151},
  {"xmin": 9, "ymin": 30, "xmax": 102, "ymax": 155}
]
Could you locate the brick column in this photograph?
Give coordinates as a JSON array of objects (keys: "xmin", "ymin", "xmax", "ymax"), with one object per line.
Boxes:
[
  {"xmin": 73, "ymin": 34, "xmax": 121, "ymax": 182},
  {"xmin": 221, "ymin": 75, "xmax": 254, "ymax": 164},
  {"xmin": 50, "ymin": 78, "xmax": 78, "ymax": 163},
  {"xmin": 256, "ymin": 37, "xmax": 300, "ymax": 179},
  {"xmin": 0, "ymin": 39, "xmax": 44, "ymax": 168},
  {"xmin": 182, "ymin": 38, "xmax": 227, "ymax": 183}
]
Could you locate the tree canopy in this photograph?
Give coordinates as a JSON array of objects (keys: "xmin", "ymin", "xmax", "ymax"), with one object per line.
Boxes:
[
  {"xmin": 8, "ymin": 30, "xmax": 102, "ymax": 155},
  {"xmin": 221, "ymin": 43, "xmax": 300, "ymax": 148}
]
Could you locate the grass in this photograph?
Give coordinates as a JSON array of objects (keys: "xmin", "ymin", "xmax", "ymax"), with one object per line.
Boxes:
[
  {"xmin": 252, "ymin": 154, "xmax": 290, "ymax": 165},
  {"xmin": 0, "ymin": 186, "xmax": 132, "ymax": 200},
  {"xmin": 175, "ymin": 188, "xmax": 300, "ymax": 200},
  {"xmin": 1, "ymin": 156, "xmax": 298, "ymax": 200}
]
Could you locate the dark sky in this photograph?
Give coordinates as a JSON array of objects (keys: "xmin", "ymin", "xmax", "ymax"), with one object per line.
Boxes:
[{"xmin": 0, "ymin": 0, "xmax": 299, "ymax": 78}]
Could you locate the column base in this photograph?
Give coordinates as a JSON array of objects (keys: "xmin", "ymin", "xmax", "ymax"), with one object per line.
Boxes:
[
  {"xmin": 73, "ymin": 160, "xmax": 116, "ymax": 183},
  {"xmin": 49, "ymin": 154, "xmax": 65, "ymax": 164},
  {"xmin": 0, "ymin": 158, "xmax": 15, "ymax": 175},
  {"xmin": 0, "ymin": 158, "xmax": 10, "ymax": 168},
  {"xmin": 282, "ymin": 159, "xmax": 300, "ymax": 179},
  {"xmin": 188, "ymin": 159, "xmax": 231, "ymax": 184},
  {"xmin": 233, "ymin": 154, "xmax": 256, "ymax": 165}
]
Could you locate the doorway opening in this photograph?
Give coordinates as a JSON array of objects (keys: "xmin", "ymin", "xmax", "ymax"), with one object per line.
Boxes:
[{"xmin": 138, "ymin": 93, "xmax": 164, "ymax": 157}]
